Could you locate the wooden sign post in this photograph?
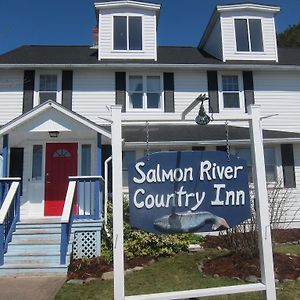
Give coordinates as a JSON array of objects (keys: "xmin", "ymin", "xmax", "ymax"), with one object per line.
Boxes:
[{"xmin": 110, "ymin": 104, "xmax": 276, "ymax": 300}]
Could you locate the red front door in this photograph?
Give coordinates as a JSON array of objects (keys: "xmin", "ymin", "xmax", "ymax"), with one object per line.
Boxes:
[{"xmin": 44, "ymin": 143, "xmax": 78, "ymax": 216}]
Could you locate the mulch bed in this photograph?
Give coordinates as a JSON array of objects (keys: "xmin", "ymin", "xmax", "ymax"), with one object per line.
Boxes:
[
  {"xmin": 68, "ymin": 229, "xmax": 300, "ymax": 281},
  {"xmin": 202, "ymin": 253, "xmax": 300, "ymax": 281},
  {"xmin": 68, "ymin": 256, "xmax": 153, "ymax": 280}
]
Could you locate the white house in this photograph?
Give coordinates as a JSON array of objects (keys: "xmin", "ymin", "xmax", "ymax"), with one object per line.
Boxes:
[{"xmin": 0, "ymin": 0, "xmax": 300, "ymax": 274}]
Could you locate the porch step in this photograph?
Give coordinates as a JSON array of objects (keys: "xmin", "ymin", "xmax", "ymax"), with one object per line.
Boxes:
[{"xmin": 0, "ymin": 222, "xmax": 71, "ymax": 276}]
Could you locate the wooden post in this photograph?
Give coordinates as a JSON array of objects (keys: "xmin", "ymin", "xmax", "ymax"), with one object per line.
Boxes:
[
  {"xmin": 2, "ymin": 134, "xmax": 8, "ymax": 177},
  {"xmin": 95, "ymin": 133, "xmax": 102, "ymax": 219},
  {"xmin": 248, "ymin": 105, "xmax": 276, "ymax": 300},
  {"xmin": 111, "ymin": 105, "xmax": 125, "ymax": 300}
]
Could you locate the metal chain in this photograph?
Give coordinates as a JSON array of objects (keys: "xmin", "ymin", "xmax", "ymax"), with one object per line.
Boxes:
[
  {"xmin": 225, "ymin": 120, "xmax": 230, "ymax": 162},
  {"xmin": 146, "ymin": 121, "xmax": 150, "ymax": 162}
]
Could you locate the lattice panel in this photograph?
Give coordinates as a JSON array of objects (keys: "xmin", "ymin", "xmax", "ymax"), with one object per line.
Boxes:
[{"xmin": 73, "ymin": 231, "xmax": 100, "ymax": 259}]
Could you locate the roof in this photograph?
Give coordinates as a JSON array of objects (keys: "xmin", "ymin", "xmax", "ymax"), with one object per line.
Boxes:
[
  {"xmin": 0, "ymin": 45, "xmax": 300, "ymax": 67},
  {"xmin": 0, "ymin": 100, "xmax": 112, "ymax": 139},
  {"xmin": 122, "ymin": 124, "xmax": 300, "ymax": 145}
]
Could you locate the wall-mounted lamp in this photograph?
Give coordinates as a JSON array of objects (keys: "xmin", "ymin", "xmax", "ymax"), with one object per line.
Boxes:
[
  {"xmin": 48, "ymin": 131, "xmax": 59, "ymax": 138},
  {"xmin": 195, "ymin": 96, "xmax": 211, "ymax": 126}
]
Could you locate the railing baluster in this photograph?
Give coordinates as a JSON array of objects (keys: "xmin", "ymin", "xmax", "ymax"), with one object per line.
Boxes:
[
  {"xmin": 83, "ymin": 180, "xmax": 86, "ymax": 217},
  {"xmin": 89, "ymin": 179, "xmax": 92, "ymax": 217}
]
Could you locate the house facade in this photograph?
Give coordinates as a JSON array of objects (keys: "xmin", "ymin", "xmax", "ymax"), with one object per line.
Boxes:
[{"xmin": 0, "ymin": 0, "xmax": 300, "ymax": 273}]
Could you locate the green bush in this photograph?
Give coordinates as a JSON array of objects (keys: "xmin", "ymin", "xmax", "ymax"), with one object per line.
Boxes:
[{"xmin": 101, "ymin": 198, "xmax": 203, "ymax": 262}]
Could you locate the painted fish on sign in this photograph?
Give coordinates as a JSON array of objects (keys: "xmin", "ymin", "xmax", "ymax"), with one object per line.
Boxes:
[{"xmin": 128, "ymin": 151, "xmax": 251, "ymax": 234}]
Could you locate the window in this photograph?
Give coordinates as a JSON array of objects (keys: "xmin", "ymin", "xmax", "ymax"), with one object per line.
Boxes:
[
  {"xmin": 128, "ymin": 75, "xmax": 162, "ymax": 110},
  {"xmin": 32, "ymin": 145, "xmax": 42, "ymax": 180},
  {"xmin": 235, "ymin": 147, "xmax": 277, "ymax": 183},
  {"xmin": 81, "ymin": 145, "xmax": 91, "ymax": 176},
  {"xmin": 114, "ymin": 16, "xmax": 142, "ymax": 51},
  {"xmin": 39, "ymin": 74, "xmax": 58, "ymax": 103},
  {"xmin": 220, "ymin": 75, "xmax": 242, "ymax": 110},
  {"xmin": 235, "ymin": 19, "xmax": 264, "ymax": 52}
]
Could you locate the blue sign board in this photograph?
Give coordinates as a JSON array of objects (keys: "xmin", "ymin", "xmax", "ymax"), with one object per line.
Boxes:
[{"xmin": 128, "ymin": 151, "xmax": 251, "ymax": 234}]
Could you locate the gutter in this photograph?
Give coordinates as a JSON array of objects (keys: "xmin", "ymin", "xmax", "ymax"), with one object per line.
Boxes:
[
  {"xmin": 124, "ymin": 138, "xmax": 300, "ymax": 148},
  {"xmin": 1, "ymin": 63, "xmax": 300, "ymax": 71}
]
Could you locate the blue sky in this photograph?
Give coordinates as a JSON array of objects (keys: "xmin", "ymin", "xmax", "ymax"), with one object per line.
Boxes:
[{"xmin": 0, "ymin": 0, "xmax": 299, "ymax": 55}]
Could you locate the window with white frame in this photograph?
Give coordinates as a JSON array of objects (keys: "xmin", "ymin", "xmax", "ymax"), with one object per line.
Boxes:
[
  {"xmin": 128, "ymin": 75, "xmax": 162, "ymax": 110},
  {"xmin": 235, "ymin": 18, "xmax": 264, "ymax": 52},
  {"xmin": 32, "ymin": 145, "xmax": 43, "ymax": 180},
  {"xmin": 113, "ymin": 16, "xmax": 142, "ymax": 51},
  {"xmin": 220, "ymin": 74, "xmax": 243, "ymax": 110},
  {"xmin": 235, "ymin": 147, "xmax": 277, "ymax": 183},
  {"xmin": 39, "ymin": 74, "xmax": 58, "ymax": 103}
]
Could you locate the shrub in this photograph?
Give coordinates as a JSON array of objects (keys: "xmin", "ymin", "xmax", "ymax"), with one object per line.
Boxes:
[{"xmin": 101, "ymin": 198, "xmax": 203, "ymax": 262}]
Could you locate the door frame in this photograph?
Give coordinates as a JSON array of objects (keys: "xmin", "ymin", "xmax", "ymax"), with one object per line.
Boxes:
[{"xmin": 20, "ymin": 139, "xmax": 97, "ymax": 220}]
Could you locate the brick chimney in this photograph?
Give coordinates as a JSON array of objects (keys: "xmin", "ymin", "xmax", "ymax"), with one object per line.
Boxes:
[{"xmin": 92, "ymin": 25, "xmax": 98, "ymax": 47}]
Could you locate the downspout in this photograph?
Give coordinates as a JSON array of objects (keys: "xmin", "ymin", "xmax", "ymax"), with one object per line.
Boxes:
[{"xmin": 104, "ymin": 156, "xmax": 112, "ymax": 237}]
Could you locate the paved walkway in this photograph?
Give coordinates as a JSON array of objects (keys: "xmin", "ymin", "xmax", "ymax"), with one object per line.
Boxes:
[{"xmin": 0, "ymin": 276, "xmax": 66, "ymax": 300}]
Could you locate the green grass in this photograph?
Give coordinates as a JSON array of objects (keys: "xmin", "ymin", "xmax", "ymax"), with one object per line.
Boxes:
[
  {"xmin": 275, "ymin": 243, "xmax": 300, "ymax": 256},
  {"xmin": 55, "ymin": 249, "xmax": 300, "ymax": 300}
]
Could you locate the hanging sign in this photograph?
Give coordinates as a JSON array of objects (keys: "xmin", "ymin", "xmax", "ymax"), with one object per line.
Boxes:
[{"xmin": 128, "ymin": 151, "xmax": 251, "ymax": 234}]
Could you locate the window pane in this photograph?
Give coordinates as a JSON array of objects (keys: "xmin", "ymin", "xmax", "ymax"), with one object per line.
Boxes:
[
  {"xmin": 40, "ymin": 75, "xmax": 57, "ymax": 91},
  {"xmin": 81, "ymin": 145, "xmax": 91, "ymax": 176},
  {"xmin": 147, "ymin": 76, "xmax": 160, "ymax": 92},
  {"xmin": 130, "ymin": 93, "xmax": 143, "ymax": 108},
  {"xmin": 129, "ymin": 17, "xmax": 142, "ymax": 50},
  {"xmin": 223, "ymin": 93, "xmax": 240, "ymax": 108},
  {"xmin": 236, "ymin": 148, "xmax": 252, "ymax": 166},
  {"xmin": 129, "ymin": 76, "xmax": 143, "ymax": 91},
  {"xmin": 39, "ymin": 92, "xmax": 57, "ymax": 103},
  {"xmin": 114, "ymin": 16, "xmax": 127, "ymax": 50},
  {"xmin": 32, "ymin": 145, "xmax": 42, "ymax": 180},
  {"xmin": 222, "ymin": 76, "xmax": 239, "ymax": 91},
  {"xmin": 249, "ymin": 19, "xmax": 263, "ymax": 51},
  {"xmin": 264, "ymin": 147, "xmax": 275, "ymax": 165},
  {"xmin": 265, "ymin": 165, "xmax": 276, "ymax": 182},
  {"xmin": 235, "ymin": 19, "xmax": 249, "ymax": 51},
  {"xmin": 147, "ymin": 93, "xmax": 160, "ymax": 108}
]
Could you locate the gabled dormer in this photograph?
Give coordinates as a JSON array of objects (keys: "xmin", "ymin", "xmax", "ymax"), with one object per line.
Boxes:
[
  {"xmin": 199, "ymin": 4, "xmax": 280, "ymax": 62},
  {"xmin": 95, "ymin": 0, "xmax": 161, "ymax": 61}
]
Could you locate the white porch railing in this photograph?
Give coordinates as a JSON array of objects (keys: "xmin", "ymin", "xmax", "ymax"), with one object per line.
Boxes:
[{"xmin": 60, "ymin": 176, "xmax": 104, "ymax": 265}]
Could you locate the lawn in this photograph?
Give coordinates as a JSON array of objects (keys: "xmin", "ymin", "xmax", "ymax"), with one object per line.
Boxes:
[{"xmin": 55, "ymin": 247, "xmax": 300, "ymax": 300}]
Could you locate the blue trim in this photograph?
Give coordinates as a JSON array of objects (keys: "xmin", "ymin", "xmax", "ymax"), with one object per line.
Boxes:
[
  {"xmin": 2, "ymin": 135, "xmax": 8, "ymax": 177},
  {"xmin": 97, "ymin": 133, "xmax": 102, "ymax": 176}
]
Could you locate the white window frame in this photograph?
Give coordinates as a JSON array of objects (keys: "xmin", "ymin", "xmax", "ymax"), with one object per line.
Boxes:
[
  {"xmin": 112, "ymin": 14, "xmax": 144, "ymax": 52},
  {"xmin": 234, "ymin": 17, "xmax": 265, "ymax": 53},
  {"xmin": 234, "ymin": 145, "xmax": 280, "ymax": 184},
  {"xmin": 218, "ymin": 72, "xmax": 245, "ymax": 113},
  {"xmin": 34, "ymin": 70, "xmax": 62, "ymax": 107},
  {"xmin": 126, "ymin": 73, "xmax": 164, "ymax": 112}
]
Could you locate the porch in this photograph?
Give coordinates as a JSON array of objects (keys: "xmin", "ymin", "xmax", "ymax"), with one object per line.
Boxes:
[{"xmin": 0, "ymin": 101, "xmax": 112, "ymax": 275}]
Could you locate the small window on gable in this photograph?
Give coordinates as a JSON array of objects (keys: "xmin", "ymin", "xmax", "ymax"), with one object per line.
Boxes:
[
  {"xmin": 221, "ymin": 75, "xmax": 242, "ymax": 110},
  {"xmin": 114, "ymin": 16, "xmax": 142, "ymax": 51},
  {"xmin": 235, "ymin": 19, "xmax": 264, "ymax": 52},
  {"xmin": 39, "ymin": 74, "xmax": 58, "ymax": 103}
]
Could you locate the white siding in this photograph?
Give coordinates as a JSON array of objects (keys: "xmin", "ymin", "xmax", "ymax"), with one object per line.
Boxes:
[
  {"xmin": 98, "ymin": 8, "xmax": 157, "ymax": 60},
  {"xmin": 174, "ymin": 71, "xmax": 208, "ymax": 118},
  {"xmin": 254, "ymin": 71, "xmax": 300, "ymax": 133},
  {"xmin": 72, "ymin": 70, "xmax": 115, "ymax": 123},
  {"xmin": 203, "ymin": 19, "xmax": 223, "ymax": 60},
  {"xmin": 221, "ymin": 11, "xmax": 278, "ymax": 62},
  {"xmin": 0, "ymin": 70, "xmax": 23, "ymax": 124}
]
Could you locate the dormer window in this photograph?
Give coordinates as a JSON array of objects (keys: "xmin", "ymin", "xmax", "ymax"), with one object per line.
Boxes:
[
  {"xmin": 234, "ymin": 19, "xmax": 264, "ymax": 52},
  {"xmin": 113, "ymin": 16, "xmax": 142, "ymax": 51}
]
